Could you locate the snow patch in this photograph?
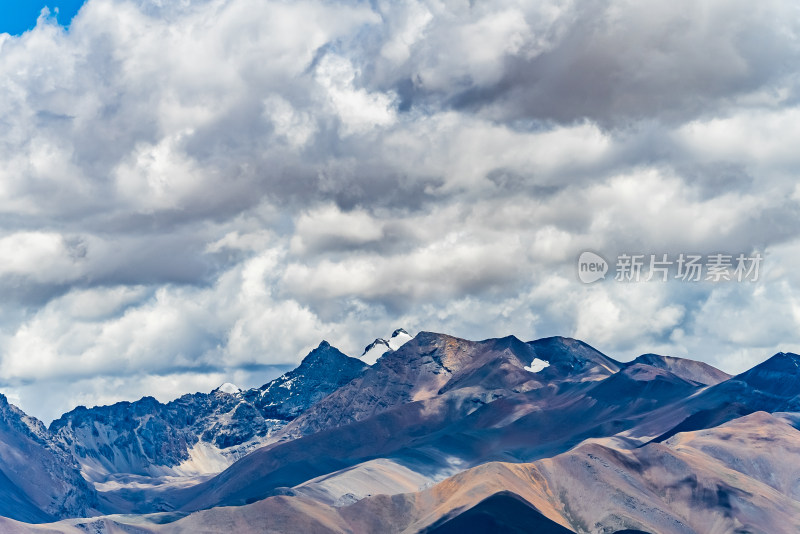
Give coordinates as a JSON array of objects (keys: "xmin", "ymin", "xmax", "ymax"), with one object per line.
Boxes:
[
  {"xmin": 525, "ymin": 358, "xmax": 550, "ymax": 373},
  {"xmin": 217, "ymin": 383, "xmax": 241, "ymax": 394},
  {"xmin": 279, "ymin": 377, "xmax": 296, "ymax": 390}
]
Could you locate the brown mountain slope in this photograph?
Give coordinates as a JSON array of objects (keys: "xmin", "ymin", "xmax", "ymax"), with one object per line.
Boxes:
[
  {"xmin": 335, "ymin": 410, "xmax": 800, "ymax": 533},
  {"xmin": 121, "ymin": 411, "xmax": 800, "ymax": 534}
]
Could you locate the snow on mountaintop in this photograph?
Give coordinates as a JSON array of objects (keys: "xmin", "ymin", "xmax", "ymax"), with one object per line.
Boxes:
[
  {"xmin": 217, "ymin": 383, "xmax": 241, "ymax": 395},
  {"xmin": 361, "ymin": 328, "xmax": 412, "ymax": 365},
  {"xmin": 361, "ymin": 339, "xmax": 390, "ymax": 365},
  {"xmin": 388, "ymin": 328, "xmax": 412, "ymax": 350}
]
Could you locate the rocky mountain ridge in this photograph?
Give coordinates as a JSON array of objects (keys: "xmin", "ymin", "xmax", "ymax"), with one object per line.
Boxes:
[
  {"xmin": 49, "ymin": 341, "xmax": 369, "ymax": 484},
  {"xmin": 2, "ymin": 331, "xmax": 800, "ymax": 533}
]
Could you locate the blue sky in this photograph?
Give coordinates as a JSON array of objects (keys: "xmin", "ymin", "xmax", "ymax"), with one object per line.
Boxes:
[{"xmin": 0, "ymin": 0, "xmax": 85, "ymax": 34}]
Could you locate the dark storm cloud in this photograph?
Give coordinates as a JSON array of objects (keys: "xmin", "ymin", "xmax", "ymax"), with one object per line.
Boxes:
[{"xmin": 381, "ymin": 1, "xmax": 800, "ymax": 127}]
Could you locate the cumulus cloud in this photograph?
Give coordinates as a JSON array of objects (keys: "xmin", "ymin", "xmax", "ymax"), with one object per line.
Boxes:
[
  {"xmin": 442, "ymin": 0, "xmax": 800, "ymax": 125},
  {"xmin": 0, "ymin": 0, "xmax": 799, "ymax": 421}
]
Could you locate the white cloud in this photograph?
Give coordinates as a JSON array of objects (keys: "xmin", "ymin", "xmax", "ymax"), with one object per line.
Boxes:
[
  {"xmin": 0, "ymin": 0, "xmax": 799, "ymax": 423},
  {"xmin": 290, "ymin": 204, "xmax": 385, "ymax": 255},
  {"xmin": 572, "ymin": 283, "xmax": 685, "ymax": 350},
  {"xmin": 379, "ymin": 0, "xmax": 433, "ymax": 64},
  {"xmin": 263, "ymin": 95, "xmax": 318, "ymax": 148},
  {"xmin": 315, "ymin": 54, "xmax": 397, "ymax": 135},
  {"xmin": 114, "ymin": 130, "xmax": 206, "ymax": 211},
  {"xmin": 676, "ymin": 107, "xmax": 800, "ymax": 170},
  {"xmin": 0, "ymin": 232, "xmax": 86, "ymax": 283}
]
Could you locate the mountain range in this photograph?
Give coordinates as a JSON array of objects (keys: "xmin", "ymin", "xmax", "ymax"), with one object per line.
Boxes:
[{"xmin": 1, "ymin": 330, "xmax": 800, "ymax": 533}]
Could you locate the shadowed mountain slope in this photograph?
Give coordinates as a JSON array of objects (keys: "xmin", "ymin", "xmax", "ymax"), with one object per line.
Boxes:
[
  {"xmin": 632, "ymin": 351, "xmax": 800, "ymax": 446},
  {"xmin": 0, "ymin": 395, "xmax": 97, "ymax": 523},
  {"xmin": 421, "ymin": 491, "xmax": 575, "ymax": 534}
]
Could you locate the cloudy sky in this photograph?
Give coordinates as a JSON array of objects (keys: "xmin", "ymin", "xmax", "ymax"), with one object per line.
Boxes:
[{"xmin": 1, "ymin": 0, "xmax": 800, "ymax": 422}]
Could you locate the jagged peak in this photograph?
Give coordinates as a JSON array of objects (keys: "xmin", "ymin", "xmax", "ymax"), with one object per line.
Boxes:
[
  {"xmin": 360, "ymin": 329, "xmax": 413, "ymax": 365},
  {"xmin": 300, "ymin": 340, "xmax": 351, "ymax": 366},
  {"xmin": 215, "ymin": 383, "xmax": 241, "ymax": 395},
  {"xmin": 362, "ymin": 338, "xmax": 390, "ymax": 356}
]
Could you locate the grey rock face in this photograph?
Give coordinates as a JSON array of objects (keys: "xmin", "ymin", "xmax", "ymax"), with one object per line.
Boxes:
[
  {"xmin": 252, "ymin": 341, "xmax": 369, "ymax": 421},
  {"xmin": 49, "ymin": 341, "xmax": 367, "ymax": 479}
]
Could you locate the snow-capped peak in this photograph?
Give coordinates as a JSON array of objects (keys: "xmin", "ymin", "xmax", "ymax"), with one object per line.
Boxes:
[
  {"xmin": 361, "ymin": 328, "xmax": 413, "ymax": 365},
  {"xmin": 216, "ymin": 383, "xmax": 241, "ymax": 394},
  {"xmin": 361, "ymin": 338, "xmax": 390, "ymax": 365},
  {"xmin": 524, "ymin": 358, "xmax": 550, "ymax": 373},
  {"xmin": 388, "ymin": 328, "xmax": 412, "ymax": 350}
]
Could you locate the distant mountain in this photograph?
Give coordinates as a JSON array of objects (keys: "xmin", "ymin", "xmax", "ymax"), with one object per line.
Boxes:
[
  {"xmin": 632, "ymin": 351, "xmax": 800, "ymax": 445},
  {"xmin": 526, "ymin": 336, "xmax": 622, "ymax": 380},
  {"xmin": 0, "ymin": 394, "xmax": 97, "ymax": 523},
  {"xmin": 285, "ymin": 331, "xmax": 499, "ymax": 439},
  {"xmin": 6, "ymin": 331, "xmax": 800, "ymax": 534},
  {"xmin": 294, "ymin": 333, "xmax": 623, "ymax": 442},
  {"xmin": 628, "ymin": 353, "xmax": 731, "ymax": 386},
  {"xmin": 736, "ymin": 351, "xmax": 800, "ymax": 397},
  {"xmin": 159, "ymin": 333, "xmax": 709, "ymax": 513},
  {"xmin": 50, "ymin": 341, "xmax": 368, "ymax": 487},
  {"xmin": 360, "ymin": 328, "xmax": 413, "ymax": 365}
]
